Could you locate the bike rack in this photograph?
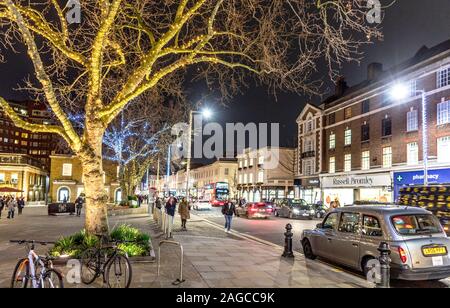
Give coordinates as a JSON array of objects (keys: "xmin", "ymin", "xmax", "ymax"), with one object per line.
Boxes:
[{"xmin": 157, "ymin": 240, "xmax": 185, "ymax": 285}]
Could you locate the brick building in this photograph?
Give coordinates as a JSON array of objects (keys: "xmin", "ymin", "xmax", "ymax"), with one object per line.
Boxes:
[
  {"xmin": 296, "ymin": 40, "xmax": 450, "ymax": 207},
  {"xmin": 49, "ymin": 154, "xmax": 120, "ymax": 204},
  {"xmin": 0, "ymin": 100, "xmax": 55, "ymax": 170}
]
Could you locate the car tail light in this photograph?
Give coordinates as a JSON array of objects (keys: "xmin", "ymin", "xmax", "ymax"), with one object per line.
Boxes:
[
  {"xmin": 444, "ymin": 226, "xmax": 449, "ymax": 232},
  {"xmin": 398, "ymin": 247, "xmax": 408, "ymax": 264}
]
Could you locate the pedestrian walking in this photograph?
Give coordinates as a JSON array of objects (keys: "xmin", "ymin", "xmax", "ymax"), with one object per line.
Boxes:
[
  {"xmin": 178, "ymin": 197, "xmax": 190, "ymax": 231},
  {"xmin": 7, "ymin": 197, "xmax": 17, "ymax": 219},
  {"xmin": 0, "ymin": 197, "xmax": 4, "ymax": 219},
  {"xmin": 165, "ymin": 196, "xmax": 177, "ymax": 238},
  {"xmin": 75, "ymin": 195, "xmax": 84, "ymax": 217},
  {"xmin": 222, "ymin": 200, "xmax": 235, "ymax": 233},
  {"xmin": 17, "ymin": 197, "xmax": 25, "ymax": 215}
]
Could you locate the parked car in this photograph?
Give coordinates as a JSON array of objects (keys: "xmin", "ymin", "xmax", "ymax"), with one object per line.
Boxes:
[
  {"xmin": 311, "ymin": 203, "xmax": 327, "ymax": 219},
  {"xmin": 274, "ymin": 199, "xmax": 315, "ymax": 219},
  {"xmin": 301, "ymin": 205, "xmax": 450, "ymax": 281},
  {"xmin": 193, "ymin": 200, "xmax": 212, "ymax": 211},
  {"xmin": 235, "ymin": 202, "xmax": 273, "ymax": 219}
]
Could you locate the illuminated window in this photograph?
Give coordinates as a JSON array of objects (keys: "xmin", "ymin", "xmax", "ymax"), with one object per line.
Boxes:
[
  {"xmin": 407, "ymin": 109, "xmax": 418, "ymax": 131},
  {"xmin": 362, "ymin": 151, "xmax": 370, "ymax": 170},
  {"xmin": 383, "ymin": 147, "xmax": 392, "ymax": 168},
  {"xmin": 62, "ymin": 163, "xmax": 73, "ymax": 176},
  {"xmin": 329, "ymin": 157, "xmax": 336, "ymax": 174},
  {"xmin": 329, "ymin": 133, "xmax": 336, "ymax": 149},
  {"xmin": 344, "ymin": 129, "xmax": 352, "ymax": 146},
  {"xmin": 407, "ymin": 142, "xmax": 418, "ymax": 165},
  {"xmin": 438, "ymin": 66, "xmax": 450, "ymax": 88},
  {"xmin": 438, "ymin": 136, "xmax": 450, "ymax": 163},
  {"xmin": 344, "ymin": 154, "xmax": 352, "ymax": 172}
]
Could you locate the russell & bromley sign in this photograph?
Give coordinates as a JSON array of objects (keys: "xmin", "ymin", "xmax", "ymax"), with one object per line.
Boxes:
[{"xmin": 322, "ymin": 173, "xmax": 391, "ymax": 188}]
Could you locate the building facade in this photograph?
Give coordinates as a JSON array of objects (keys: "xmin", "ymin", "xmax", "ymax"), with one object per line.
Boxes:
[
  {"xmin": 236, "ymin": 147, "xmax": 295, "ymax": 202},
  {"xmin": 0, "ymin": 101, "xmax": 55, "ymax": 169},
  {"xmin": 0, "ymin": 154, "xmax": 48, "ymax": 202},
  {"xmin": 295, "ymin": 103, "xmax": 323, "ymax": 203},
  {"xmin": 49, "ymin": 155, "xmax": 120, "ymax": 204},
  {"xmin": 296, "ymin": 40, "xmax": 450, "ymax": 207}
]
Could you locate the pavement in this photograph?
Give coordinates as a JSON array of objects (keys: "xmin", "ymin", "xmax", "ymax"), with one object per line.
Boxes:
[{"xmin": 0, "ymin": 206, "xmax": 372, "ymax": 288}]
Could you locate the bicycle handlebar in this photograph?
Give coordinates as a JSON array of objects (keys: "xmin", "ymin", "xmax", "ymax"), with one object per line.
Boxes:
[{"xmin": 10, "ymin": 240, "xmax": 56, "ymax": 245}]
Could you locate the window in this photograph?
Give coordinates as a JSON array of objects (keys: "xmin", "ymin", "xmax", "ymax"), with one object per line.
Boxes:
[
  {"xmin": 382, "ymin": 147, "xmax": 392, "ymax": 168},
  {"xmin": 362, "ymin": 151, "xmax": 370, "ymax": 170},
  {"xmin": 58, "ymin": 187, "xmax": 70, "ymax": 202},
  {"xmin": 392, "ymin": 215, "xmax": 442, "ymax": 236},
  {"xmin": 244, "ymin": 159, "xmax": 248, "ymax": 168},
  {"xmin": 239, "ymin": 160, "xmax": 243, "ymax": 168},
  {"xmin": 249, "ymin": 158, "xmax": 254, "ymax": 167},
  {"xmin": 338, "ymin": 212, "xmax": 360, "ymax": 234},
  {"xmin": 303, "ymin": 160, "xmax": 314, "ymax": 176},
  {"xmin": 344, "ymin": 154, "xmax": 351, "ymax": 172},
  {"xmin": 306, "ymin": 119, "xmax": 314, "ymax": 132},
  {"xmin": 249, "ymin": 173, "xmax": 253, "ymax": 184},
  {"xmin": 344, "ymin": 107, "xmax": 352, "ymax": 119},
  {"xmin": 243, "ymin": 174, "xmax": 248, "ymax": 184},
  {"xmin": 304, "ymin": 139, "xmax": 314, "ymax": 152},
  {"xmin": 258, "ymin": 155, "xmax": 264, "ymax": 165},
  {"xmin": 437, "ymin": 100, "xmax": 450, "ymax": 125},
  {"xmin": 11, "ymin": 173, "xmax": 18, "ymax": 184},
  {"xmin": 62, "ymin": 163, "xmax": 73, "ymax": 176},
  {"xmin": 407, "ymin": 142, "xmax": 419, "ymax": 165},
  {"xmin": 0, "ymin": 173, "xmax": 4, "ymax": 183},
  {"xmin": 322, "ymin": 212, "xmax": 339, "ymax": 230},
  {"xmin": 438, "ymin": 66, "xmax": 450, "ymax": 88},
  {"xmin": 238, "ymin": 174, "xmax": 243, "ymax": 184},
  {"xmin": 438, "ymin": 136, "xmax": 450, "ymax": 163},
  {"xmin": 329, "ymin": 133, "xmax": 336, "ymax": 149},
  {"xmin": 328, "ymin": 113, "xmax": 336, "ymax": 125},
  {"xmin": 361, "ymin": 124, "xmax": 370, "ymax": 142},
  {"xmin": 329, "ymin": 157, "xmax": 336, "ymax": 174},
  {"xmin": 363, "ymin": 216, "xmax": 382, "ymax": 237},
  {"xmin": 362, "ymin": 100, "xmax": 370, "ymax": 114},
  {"xmin": 258, "ymin": 171, "xmax": 264, "ymax": 183},
  {"xmin": 224, "ymin": 168, "xmax": 229, "ymax": 176},
  {"xmin": 407, "ymin": 109, "xmax": 418, "ymax": 131},
  {"xmin": 409, "ymin": 79, "xmax": 417, "ymax": 97},
  {"xmin": 344, "ymin": 128, "xmax": 352, "ymax": 146},
  {"xmin": 382, "ymin": 117, "xmax": 392, "ymax": 136}
]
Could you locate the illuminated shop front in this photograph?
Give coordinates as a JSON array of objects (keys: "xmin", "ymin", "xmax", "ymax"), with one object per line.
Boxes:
[
  {"xmin": 299, "ymin": 177, "xmax": 321, "ymax": 204},
  {"xmin": 321, "ymin": 173, "xmax": 392, "ymax": 207}
]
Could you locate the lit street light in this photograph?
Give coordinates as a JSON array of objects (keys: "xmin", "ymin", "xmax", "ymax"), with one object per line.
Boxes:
[
  {"xmin": 185, "ymin": 108, "xmax": 213, "ymax": 200},
  {"xmin": 390, "ymin": 83, "xmax": 429, "ymax": 185}
]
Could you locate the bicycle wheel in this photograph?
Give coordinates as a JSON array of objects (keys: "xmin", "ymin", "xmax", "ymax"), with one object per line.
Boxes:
[
  {"xmin": 105, "ymin": 255, "xmax": 132, "ymax": 288},
  {"xmin": 80, "ymin": 248, "xmax": 100, "ymax": 285},
  {"xmin": 11, "ymin": 258, "xmax": 30, "ymax": 288},
  {"xmin": 41, "ymin": 269, "xmax": 64, "ymax": 288}
]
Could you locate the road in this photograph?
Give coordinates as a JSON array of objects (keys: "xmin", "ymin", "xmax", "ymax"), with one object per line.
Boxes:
[{"xmin": 192, "ymin": 207, "xmax": 450, "ymax": 288}]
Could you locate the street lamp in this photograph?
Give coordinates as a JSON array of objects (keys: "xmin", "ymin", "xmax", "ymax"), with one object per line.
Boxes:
[
  {"xmin": 185, "ymin": 109, "xmax": 212, "ymax": 200},
  {"xmin": 390, "ymin": 83, "xmax": 428, "ymax": 185}
]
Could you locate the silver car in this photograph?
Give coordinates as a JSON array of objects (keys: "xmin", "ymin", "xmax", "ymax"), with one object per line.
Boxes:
[{"xmin": 301, "ymin": 205, "xmax": 450, "ymax": 281}]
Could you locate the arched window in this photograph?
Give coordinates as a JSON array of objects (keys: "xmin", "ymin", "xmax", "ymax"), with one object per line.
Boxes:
[
  {"xmin": 57, "ymin": 187, "xmax": 70, "ymax": 202},
  {"xmin": 115, "ymin": 188, "xmax": 122, "ymax": 203}
]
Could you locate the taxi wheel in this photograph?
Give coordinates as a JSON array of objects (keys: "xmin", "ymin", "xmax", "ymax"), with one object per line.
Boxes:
[{"xmin": 302, "ymin": 239, "xmax": 316, "ymax": 260}]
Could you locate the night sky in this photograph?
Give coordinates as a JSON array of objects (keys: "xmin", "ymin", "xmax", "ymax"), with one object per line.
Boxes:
[{"xmin": 0, "ymin": 0, "xmax": 449, "ymax": 150}]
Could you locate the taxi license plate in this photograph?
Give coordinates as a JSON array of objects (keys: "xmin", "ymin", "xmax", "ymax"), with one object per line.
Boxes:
[{"xmin": 422, "ymin": 246, "xmax": 448, "ymax": 256}]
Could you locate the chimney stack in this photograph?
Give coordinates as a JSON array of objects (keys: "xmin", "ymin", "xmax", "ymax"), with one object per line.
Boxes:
[
  {"xmin": 335, "ymin": 76, "xmax": 348, "ymax": 97},
  {"xmin": 367, "ymin": 62, "xmax": 383, "ymax": 81}
]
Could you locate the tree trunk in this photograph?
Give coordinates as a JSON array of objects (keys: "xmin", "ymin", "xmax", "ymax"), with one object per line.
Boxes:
[{"xmin": 79, "ymin": 116, "xmax": 109, "ymax": 236}]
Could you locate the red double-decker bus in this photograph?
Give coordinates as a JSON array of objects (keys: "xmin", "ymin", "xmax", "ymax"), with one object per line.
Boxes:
[{"xmin": 199, "ymin": 182, "xmax": 230, "ymax": 207}]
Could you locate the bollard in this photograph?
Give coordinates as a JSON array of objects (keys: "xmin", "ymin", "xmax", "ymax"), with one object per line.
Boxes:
[
  {"xmin": 377, "ymin": 242, "xmax": 391, "ymax": 288},
  {"xmin": 282, "ymin": 223, "xmax": 294, "ymax": 258}
]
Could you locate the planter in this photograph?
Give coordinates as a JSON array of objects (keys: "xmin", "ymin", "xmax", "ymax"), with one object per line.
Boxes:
[
  {"xmin": 108, "ymin": 206, "xmax": 148, "ymax": 216},
  {"xmin": 52, "ymin": 255, "xmax": 155, "ymax": 266}
]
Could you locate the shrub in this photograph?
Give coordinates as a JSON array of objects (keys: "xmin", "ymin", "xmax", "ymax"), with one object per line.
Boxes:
[{"xmin": 49, "ymin": 225, "xmax": 151, "ymax": 258}]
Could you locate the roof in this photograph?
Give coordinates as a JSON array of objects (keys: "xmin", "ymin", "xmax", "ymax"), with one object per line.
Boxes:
[
  {"xmin": 323, "ymin": 39, "xmax": 450, "ymax": 109},
  {"xmin": 333, "ymin": 205, "xmax": 430, "ymax": 216}
]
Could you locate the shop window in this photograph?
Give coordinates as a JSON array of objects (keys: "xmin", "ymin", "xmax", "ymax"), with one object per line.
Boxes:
[
  {"xmin": 338, "ymin": 212, "xmax": 361, "ymax": 234},
  {"xmin": 362, "ymin": 216, "xmax": 382, "ymax": 237},
  {"xmin": 382, "ymin": 147, "xmax": 392, "ymax": 168},
  {"xmin": 361, "ymin": 151, "xmax": 370, "ymax": 170},
  {"xmin": 407, "ymin": 142, "xmax": 419, "ymax": 165}
]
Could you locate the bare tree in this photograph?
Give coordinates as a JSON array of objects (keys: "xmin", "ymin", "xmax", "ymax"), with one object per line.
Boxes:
[{"xmin": 0, "ymin": 0, "xmax": 381, "ymax": 235}]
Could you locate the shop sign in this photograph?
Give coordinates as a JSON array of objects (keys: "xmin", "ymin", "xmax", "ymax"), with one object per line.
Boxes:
[
  {"xmin": 393, "ymin": 168, "xmax": 450, "ymax": 200},
  {"xmin": 301, "ymin": 178, "xmax": 320, "ymax": 187},
  {"xmin": 322, "ymin": 173, "xmax": 391, "ymax": 188}
]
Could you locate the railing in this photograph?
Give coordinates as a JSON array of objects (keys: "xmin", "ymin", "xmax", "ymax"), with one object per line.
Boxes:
[
  {"xmin": 0, "ymin": 154, "xmax": 45, "ymax": 169},
  {"xmin": 157, "ymin": 240, "xmax": 185, "ymax": 285},
  {"xmin": 301, "ymin": 151, "xmax": 316, "ymax": 159}
]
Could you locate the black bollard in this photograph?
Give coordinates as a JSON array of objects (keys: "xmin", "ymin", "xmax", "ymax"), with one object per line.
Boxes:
[
  {"xmin": 282, "ymin": 223, "xmax": 294, "ymax": 258},
  {"xmin": 377, "ymin": 242, "xmax": 391, "ymax": 288}
]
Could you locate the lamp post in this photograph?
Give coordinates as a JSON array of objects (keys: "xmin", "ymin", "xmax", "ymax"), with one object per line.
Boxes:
[
  {"xmin": 390, "ymin": 84, "xmax": 428, "ymax": 185},
  {"xmin": 185, "ymin": 109, "xmax": 212, "ymax": 201}
]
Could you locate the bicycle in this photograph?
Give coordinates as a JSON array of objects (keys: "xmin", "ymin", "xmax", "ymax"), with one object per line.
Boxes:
[
  {"xmin": 80, "ymin": 240, "xmax": 133, "ymax": 288},
  {"xmin": 10, "ymin": 240, "xmax": 64, "ymax": 288}
]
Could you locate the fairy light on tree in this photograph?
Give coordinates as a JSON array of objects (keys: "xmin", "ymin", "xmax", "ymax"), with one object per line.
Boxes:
[{"xmin": 0, "ymin": 0, "xmax": 382, "ymax": 235}]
